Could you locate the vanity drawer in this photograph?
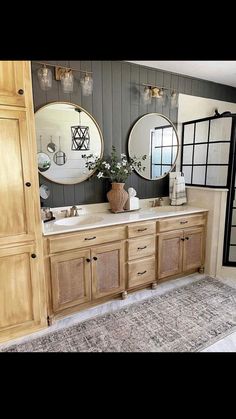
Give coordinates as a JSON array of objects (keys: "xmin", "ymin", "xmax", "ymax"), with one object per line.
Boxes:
[
  {"xmin": 128, "ymin": 257, "xmax": 156, "ymax": 288},
  {"xmin": 128, "ymin": 236, "xmax": 155, "ymax": 261},
  {"xmin": 48, "ymin": 226, "xmax": 126, "ymax": 254},
  {"xmin": 128, "ymin": 221, "xmax": 156, "ymax": 238},
  {"xmin": 157, "ymin": 213, "xmax": 207, "ymax": 233}
]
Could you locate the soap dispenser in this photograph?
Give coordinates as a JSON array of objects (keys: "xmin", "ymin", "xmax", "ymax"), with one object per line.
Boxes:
[{"xmin": 124, "ymin": 187, "xmax": 140, "ymax": 211}]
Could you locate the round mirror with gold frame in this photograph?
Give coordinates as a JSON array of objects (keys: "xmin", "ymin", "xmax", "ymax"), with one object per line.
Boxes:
[
  {"xmin": 128, "ymin": 113, "xmax": 179, "ymax": 180},
  {"xmin": 35, "ymin": 102, "xmax": 104, "ymax": 185}
]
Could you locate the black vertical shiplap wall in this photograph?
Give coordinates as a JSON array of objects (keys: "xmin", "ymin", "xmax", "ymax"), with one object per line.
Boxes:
[{"xmin": 31, "ymin": 61, "xmax": 236, "ymax": 207}]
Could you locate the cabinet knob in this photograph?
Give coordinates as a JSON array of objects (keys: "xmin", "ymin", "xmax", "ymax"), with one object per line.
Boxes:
[
  {"xmin": 86, "ymin": 258, "xmax": 91, "ymax": 263},
  {"xmin": 25, "ymin": 182, "xmax": 31, "ymax": 187},
  {"xmin": 93, "ymin": 257, "xmax": 98, "ymax": 261},
  {"xmin": 181, "ymin": 238, "xmax": 185, "ymax": 241},
  {"xmin": 18, "ymin": 89, "xmax": 24, "ymax": 95},
  {"xmin": 185, "ymin": 237, "xmax": 189, "ymax": 240},
  {"xmin": 31, "ymin": 254, "xmax": 37, "ymax": 258}
]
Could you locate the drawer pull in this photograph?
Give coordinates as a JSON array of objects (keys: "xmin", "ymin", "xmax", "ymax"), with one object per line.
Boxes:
[
  {"xmin": 138, "ymin": 270, "xmax": 147, "ymax": 276},
  {"xmin": 180, "ymin": 220, "xmax": 188, "ymax": 224},
  {"xmin": 84, "ymin": 236, "xmax": 96, "ymax": 241},
  {"xmin": 138, "ymin": 246, "xmax": 147, "ymax": 250},
  {"xmin": 137, "ymin": 228, "xmax": 147, "ymax": 232}
]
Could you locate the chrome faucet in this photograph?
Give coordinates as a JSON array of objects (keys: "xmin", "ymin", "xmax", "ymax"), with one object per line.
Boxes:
[
  {"xmin": 61, "ymin": 206, "xmax": 82, "ymax": 218},
  {"xmin": 69, "ymin": 205, "xmax": 79, "ymax": 217}
]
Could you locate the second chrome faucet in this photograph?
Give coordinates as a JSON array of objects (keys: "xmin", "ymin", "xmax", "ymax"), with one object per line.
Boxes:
[{"xmin": 61, "ymin": 205, "xmax": 82, "ymax": 217}]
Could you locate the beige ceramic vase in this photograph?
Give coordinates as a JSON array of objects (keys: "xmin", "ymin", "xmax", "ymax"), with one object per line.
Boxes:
[{"xmin": 107, "ymin": 183, "xmax": 128, "ymax": 213}]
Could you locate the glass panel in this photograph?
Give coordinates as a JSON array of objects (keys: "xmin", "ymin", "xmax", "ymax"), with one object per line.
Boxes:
[
  {"xmin": 229, "ymin": 246, "xmax": 236, "ymax": 262},
  {"xmin": 192, "ymin": 166, "xmax": 206, "ymax": 185},
  {"xmin": 194, "ymin": 144, "xmax": 208, "ymax": 165},
  {"xmin": 208, "ymin": 143, "xmax": 230, "ymax": 165},
  {"xmin": 152, "ymin": 129, "xmax": 162, "ymax": 147},
  {"xmin": 183, "ymin": 124, "xmax": 195, "ymax": 144},
  {"xmin": 161, "ymin": 165, "xmax": 172, "ymax": 175},
  {"xmin": 232, "ymin": 209, "xmax": 236, "ymax": 225},
  {"xmin": 230, "ymin": 227, "xmax": 236, "ymax": 245},
  {"xmin": 162, "ymin": 128, "xmax": 173, "ymax": 146},
  {"xmin": 209, "ymin": 117, "xmax": 232, "ymax": 141},
  {"xmin": 162, "ymin": 147, "xmax": 172, "ymax": 165},
  {"xmin": 182, "ymin": 166, "xmax": 192, "ymax": 183},
  {"xmin": 182, "ymin": 145, "xmax": 193, "ymax": 164},
  {"xmin": 152, "ymin": 148, "xmax": 161, "ymax": 164},
  {"xmin": 152, "ymin": 165, "xmax": 161, "ymax": 178},
  {"xmin": 206, "ymin": 166, "xmax": 228, "ymax": 186},
  {"xmin": 195, "ymin": 121, "xmax": 209, "ymax": 143}
]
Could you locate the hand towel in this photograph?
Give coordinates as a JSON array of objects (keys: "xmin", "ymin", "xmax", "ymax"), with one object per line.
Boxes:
[{"xmin": 169, "ymin": 172, "xmax": 187, "ymax": 206}]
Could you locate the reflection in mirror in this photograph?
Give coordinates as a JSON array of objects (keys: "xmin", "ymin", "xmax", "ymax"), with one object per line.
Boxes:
[
  {"xmin": 128, "ymin": 113, "xmax": 179, "ymax": 180},
  {"xmin": 47, "ymin": 136, "xmax": 57, "ymax": 153},
  {"xmin": 39, "ymin": 184, "xmax": 50, "ymax": 200},
  {"xmin": 37, "ymin": 152, "xmax": 51, "ymax": 172},
  {"xmin": 35, "ymin": 102, "xmax": 104, "ymax": 184}
]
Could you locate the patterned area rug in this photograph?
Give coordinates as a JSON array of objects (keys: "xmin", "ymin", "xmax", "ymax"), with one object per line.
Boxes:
[{"xmin": 2, "ymin": 277, "xmax": 236, "ymax": 352}]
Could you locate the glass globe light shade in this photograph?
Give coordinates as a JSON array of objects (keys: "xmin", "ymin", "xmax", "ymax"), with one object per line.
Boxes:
[
  {"xmin": 142, "ymin": 86, "xmax": 152, "ymax": 104},
  {"xmin": 80, "ymin": 74, "xmax": 93, "ymax": 96},
  {"xmin": 37, "ymin": 66, "xmax": 52, "ymax": 91},
  {"xmin": 61, "ymin": 70, "xmax": 74, "ymax": 93}
]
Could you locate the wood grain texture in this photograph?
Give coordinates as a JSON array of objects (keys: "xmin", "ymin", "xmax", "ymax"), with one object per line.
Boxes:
[
  {"xmin": 50, "ymin": 249, "xmax": 91, "ymax": 312},
  {"xmin": 30, "ymin": 61, "xmax": 236, "ymax": 208},
  {"xmin": 91, "ymin": 241, "xmax": 125, "ymax": 299},
  {"xmin": 158, "ymin": 231, "xmax": 183, "ymax": 279},
  {"xmin": 128, "ymin": 221, "xmax": 156, "ymax": 238},
  {"xmin": 128, "ymin": 256, "xmax": 156, "ymax": 289},
  {"xmin": 157, "ymin": 213, "xmax": 206, "ymax": 233},
  {"xmin": 183, "ymin": 227, "xmax": 205, "ymax": 271},
  {"xmin": 0, "ymin": 61, "xmax": 25, "ymax": 107},
  {"xmin": 128, "ymin": 235, "xmax": 155, "ymax": 261}
]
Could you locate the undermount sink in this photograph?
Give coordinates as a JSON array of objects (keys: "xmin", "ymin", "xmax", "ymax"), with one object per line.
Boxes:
[{"xmin": 54, "ymin": 215, "xmax": 104, "ymax": 226}]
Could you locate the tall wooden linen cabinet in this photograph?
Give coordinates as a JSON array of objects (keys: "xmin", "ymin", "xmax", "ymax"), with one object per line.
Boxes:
[{"xmin": 0, "ymin": 61, "xmax": 47, "ymax": 343}]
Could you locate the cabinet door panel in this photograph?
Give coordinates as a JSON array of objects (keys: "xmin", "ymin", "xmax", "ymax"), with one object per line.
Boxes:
[
  {"xmin": 0, "ymin": 61, "xmax": 25, "ymax": 107},
  {"xmin": 183, "ymin": 227, "xmax": 204, "ymax": 272},
  {"xmin": 0, "ymin": 109, "xmax": 35, "ymax": 245},
  {"xmin": 50, "ymin": 249, "xmax": 91, "ymax": 312},
  {"xmin": 158, "ymin": 231, "xmax": 183, "ymax": 279},
  {"xmin": 0, "ymin": 245, "xmax": 40, "ymax": 331},
  {"xmin": 92, "ymin": 242, "xmax": 124, "ymax": 299}
]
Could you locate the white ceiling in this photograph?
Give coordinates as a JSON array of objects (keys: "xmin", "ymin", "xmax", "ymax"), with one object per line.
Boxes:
[{"xmin": 126, "ymin": 61, "xmax": 236, "ymax": 88}]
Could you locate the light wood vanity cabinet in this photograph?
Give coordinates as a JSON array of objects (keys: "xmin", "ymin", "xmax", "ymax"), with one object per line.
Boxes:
[
  {"xmin": 45, "ymin": 212, "xmax": 207, "ymax": 322},
  {"xmin": 157, "ymin": 214, "xmax": 206, "ymax": 280},
  {"xmin": 45, "ymin": 228, "xmax": 125, "ymax": 320},
  {"xmin": 127, "ymin": 221, "xmax": 157, "ymax": 290},
  {"xmin": 0, "ymin": 61, "xmax": 47, "ymax": 343}
]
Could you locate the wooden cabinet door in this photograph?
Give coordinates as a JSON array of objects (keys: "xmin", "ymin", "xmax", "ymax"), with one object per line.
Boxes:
[
  {"xmin": 0, "ymin": 244, "xmax": 43, "ymax": 338},
  {"xmin": 183, "ymin": 227, "xmax": 205, "ymax": 272},
  {"xmin": 91, "ymin": 242, "xmax": 125, "ymax": 299},
  {"xmin": 0, "ymin": 61, "xmax": 26, "ymax": 107},
  {"xmin": 158, "ymin": 231, "xmax": 183, "ymax": 279},
  {"xmin": 50, "ymin": 249, "xmax": 91, "ymax": 313},
  {"xmin": 0, "ymin": 109, "xmax": 35, "ymax": 246}
]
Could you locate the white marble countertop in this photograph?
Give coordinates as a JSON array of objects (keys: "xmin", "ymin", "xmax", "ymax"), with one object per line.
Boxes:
[{"xmin": 42, "ymin": 205, "xmax": 209, "ymax": 236}]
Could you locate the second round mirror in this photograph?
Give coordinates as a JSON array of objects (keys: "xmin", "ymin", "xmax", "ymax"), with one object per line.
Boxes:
[{"xmin": 128, "ymin": 113, "xmax": 179, "ymax": 180}]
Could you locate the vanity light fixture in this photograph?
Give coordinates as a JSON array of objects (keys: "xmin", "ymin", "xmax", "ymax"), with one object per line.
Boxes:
[
  {"xmin": 141, "ymin": 84, "xmax": 178, "ymax": 107},
  {"xmin": 71, "ymin": 109, "xmax": 90, "ymax": 151},
  {"xmin": 34, "ymin": 61, "xmax": 93, "ymax": 95}
]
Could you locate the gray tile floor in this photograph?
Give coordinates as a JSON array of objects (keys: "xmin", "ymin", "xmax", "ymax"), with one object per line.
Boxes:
[{"xmin": 1, "ymin": 273, "xmax": 236, "ymax": 352}]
